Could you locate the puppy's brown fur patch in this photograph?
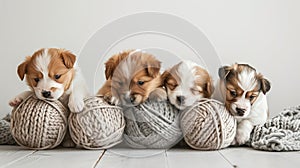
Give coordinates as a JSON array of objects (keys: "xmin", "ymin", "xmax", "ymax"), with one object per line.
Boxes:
[
  {"xmin": 17, "ymin": 48, "xmax": 75, "ymax": 91},
  {"xmin": 162, "ymin": 62, "xmax": 214, "ymax": 98},
  {"xmin": 218, "ymin": 63, "xmax": 271, "ymax": 112},
  {"xmin": 98, "ymin": 50, "xmax": 163, "ymax": 105}
]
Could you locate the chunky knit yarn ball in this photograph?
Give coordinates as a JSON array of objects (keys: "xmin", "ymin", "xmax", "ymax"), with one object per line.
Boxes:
[
  {"xmin": 11, "ymin": 95, "xmax": 68, "ymax": 149},
  {"xmin": 180, "ymin": 99, "xmax": 236, "ymax": 150},
  {"xmin": 0, "ymin": 115, "xmax": 15, "ymax": 145},
  {"xmin": 123, "ymin": 100, "xmax": 182, "ymax": 149},
  {"xmin": 69, "ymin": 96, "xmax": 125, "ymax": 149}
]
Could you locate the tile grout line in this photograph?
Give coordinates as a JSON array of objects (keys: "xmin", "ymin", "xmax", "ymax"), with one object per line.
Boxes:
[
  {"xmin": 1, "ymin": 150, "xmax": 38, "ymax": 168},
  {"xmin": 164, "ymin": 150, "xmax": 169, "ymax": 168},
  {"xmin": 218, "ymin": 151, "xmax": 238, "ymax": 168},
  {"xmin": 93, "ymin": 149, "xmax": 107, "ymax": 168}
]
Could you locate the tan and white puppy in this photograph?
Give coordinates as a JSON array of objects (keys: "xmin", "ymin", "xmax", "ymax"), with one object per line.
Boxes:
[
  {"xmin": 213, "ymin": 63, "xmax": 271, "ymax": 145},
  {"xmin": 98, "ymin": 49, "xmax": 167, "ymax": 106},
  {"xmin": 9, "ymin": 48, "xmax": 89, "ymax": 113},
  {"xmin": 162, "ymin": 60, "xmax": 214, "ymax": 110}
]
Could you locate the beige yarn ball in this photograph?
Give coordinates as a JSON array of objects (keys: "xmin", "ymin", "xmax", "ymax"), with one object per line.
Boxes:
[
  {"xmin": 69, "ymin": 96, "xmax": 125, "ymax": 149},
  {"xmin": 11, "ymin": 95, "xmax": 68, "ymax": 149},
  {"xmin": 180, "ymin": 99, "xmax": 236, "ymax": 150},
  {"xmin": 123, "ymin": 100, "xmax": 182, "ymax": 149}
]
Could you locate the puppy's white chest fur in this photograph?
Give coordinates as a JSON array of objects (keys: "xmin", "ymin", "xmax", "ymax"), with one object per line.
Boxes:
[{"xmin": 238, "ymin": 92, "xmax": 268, "ymax": 124}]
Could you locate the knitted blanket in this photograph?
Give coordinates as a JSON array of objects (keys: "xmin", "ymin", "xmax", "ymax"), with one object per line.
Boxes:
[
  {"xmin": 0, "ymin": 114, "xmax": 16, "ymax": 145},
  {"xmin": 249, "ymin": 105, "xmax": 300, "ymax": 151}
]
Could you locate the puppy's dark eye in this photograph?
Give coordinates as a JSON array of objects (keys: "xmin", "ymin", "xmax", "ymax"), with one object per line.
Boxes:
[
  {"xmin": 34, "ymin": 78, "xmax": 40, "ymax": 83},
  {"xmin": 230, "ymin": 90, "xmax": 237, "ymax": 97},
  {"xmin": 168, "ymin": 83, "xmax": 178, "ymax": 90},
  {"xmin": 137, "ymin": 80, "xmax": 144, "ymax": 85},
  {"xmin": 54, "ymin": 74, "xmax": 61, "ymax": 80},
  {"xmin": 249, "ymin": 95, "xmax": 256, "ymax": 101}
]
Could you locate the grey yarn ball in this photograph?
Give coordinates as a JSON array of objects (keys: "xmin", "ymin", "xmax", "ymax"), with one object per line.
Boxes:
[
  {"xmin": 11, "ymin": 95, "xmax": 68, "ymax": 149},
  {"xmin": 69, "ymin": 96, "xmax": 125, "ymax": 149},
  {"xmin": 180, "ymin": 99, "xmax": 236, "ymax": 150},
  {"xmin": 0, "ymin": 116, "xmax": 15, "ymax": 145},
  {"xmin": 123, "ymin": 100, "xmax": 182, "ymax": 149}
]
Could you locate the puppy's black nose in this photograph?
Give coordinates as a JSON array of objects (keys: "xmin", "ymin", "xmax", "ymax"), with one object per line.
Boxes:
[
  {"xmin": 130, "ymin": 96, "xmax": 136, "ymax": 103},
  {"xmin": 42, "ymin": 91, "xmax": 51, "ymax": 98},
  {"xmin": 176, "ymin": 96, "xmax": 185, "ymax": 104},
  {"xmin": 236, "ymin": 107, "xmax": 246, "ymax": 116}
]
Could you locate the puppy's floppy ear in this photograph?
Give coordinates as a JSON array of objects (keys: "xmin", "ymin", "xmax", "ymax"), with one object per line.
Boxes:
[
  {"xmin": 104, "ymin": 52, "xmax": 129, "ymax": 80},
  {"xmin": 17, "ymin": 56, "xmax": 31, "ymax": 81},
  {"xmin": 146, "ymin": 59, "xmax": 161, "ymax": 78},
  {"xmin": 104, "ymin": 59, "xmax": 115, "ymax": 80},
  {"xmin": 161, "ymin": 70, "xmax": 170, "ymax": 85},
  {"xmin": 60, "ymin": 50, "xmax": 76, "ymax": 69},
  {"xmin": 258, "ymin": 74, "xmax": 271, "ymax": 94},
  {"xmin": 218, "ymin": 66, "xmax": 231, "ymax": 79},
  {"xmin": 104, "ymin": 57, "xmax": 120, "ymax": 80},
  {"xmin": 204, "ymin": 78, "xmax": 215, "ymax": 98}
]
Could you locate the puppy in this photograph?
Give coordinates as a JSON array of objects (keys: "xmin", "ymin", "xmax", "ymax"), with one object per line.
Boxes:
[
  {"xmin": 162, "ymin": 60, "xmax": 214, "ymax": 110},
  {"xmin": 213, "ymin": 63, "xmax": 271, "ymax": 145},
  {"xmin": 9, "ymin": 48, "xmax": 89, "ymax": 113},
  {"xmin": 98, "ymin": 49, "xmax": 167, "ymax": 106}
]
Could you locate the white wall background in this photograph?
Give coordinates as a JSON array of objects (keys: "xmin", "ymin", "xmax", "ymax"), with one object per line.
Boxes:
[{"xmin": 1, "ymin": 0, "xmax": 299, "ymax": 118}]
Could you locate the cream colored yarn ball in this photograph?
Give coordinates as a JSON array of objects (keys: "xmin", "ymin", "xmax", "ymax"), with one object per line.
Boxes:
[
  {"xmin": 123, "ymin": 100, "xmax": 182, "ymax": 149},
  {"xmin": 11, "ymin": 95, "xmax": 68, "ymax": 149},
  {"xmin": 69, "ymin": 96, "xmax": 125, "ymax": 149},
  {"xmin": 180, "ymin": 99, "xmax": 236, "ymax": 150}
]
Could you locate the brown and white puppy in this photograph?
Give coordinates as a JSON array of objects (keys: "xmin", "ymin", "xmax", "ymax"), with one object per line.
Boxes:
[
  {"xmin": 9, "ymin": 48, "xmax": 89, "ymax": 113},
  {"xmin": 162, "ymin": 60, "xmax": 214, "ymax": 110},
  {"xmin": 98, "ymin": 49, "xmax": 167, "ymax": 106},
  {"xmin": 213, "ymin": 63, "xmax": 271, "ymax": 145}
]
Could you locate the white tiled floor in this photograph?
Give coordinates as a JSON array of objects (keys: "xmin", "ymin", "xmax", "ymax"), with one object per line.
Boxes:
[{"xmin": 0, "ymin": 145, "xmax": 299, "ymax": 168}]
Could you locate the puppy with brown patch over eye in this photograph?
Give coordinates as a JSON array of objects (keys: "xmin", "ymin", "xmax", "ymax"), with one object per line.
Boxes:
[
  {"xmin": 97, "ymin": 49, "xmax": 167, "ymax": 106},
  {"xmin": 9, "ymin": 48, "xmax": 89, "ymax": 113},
  {"xmin": 161, "ymin": 60, "xmax": 214, "ymax": 110},
  {"xmin": 213, "ymin": 63, "xmax": 271, "ymax": 145}
]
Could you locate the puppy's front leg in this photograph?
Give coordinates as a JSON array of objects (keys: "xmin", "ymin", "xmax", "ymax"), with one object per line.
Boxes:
[
  {"xmin": 68, "ymin": 74, "xmax": 90, "ymax": 113},
  {"xmin": 97, "ymin": 79, "xmax": 120, "ymax": 105},
  {"xmin": 149, "ymin": 87, "xmax": 167, "ymax": 102},
  {"xmin": 9, "ymin": 91, "xmax": 32, "ymax": 107},
  {"xmin": 68, "ymin": 93, "xmax": 85, "ymax": 113},
  {"xmin": 232, "ymin": 119, "xmax": 253, "ymax": 145}
]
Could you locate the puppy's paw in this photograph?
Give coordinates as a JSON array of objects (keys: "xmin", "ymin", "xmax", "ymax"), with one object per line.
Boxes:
[
  {"xmin": 68, "ymin": 97, "xmax": 84, "ymax": 113},
  {"xmin": 233, "ymin": 131, "xmax": 250, "ymax": 145},
  {"xmin": 149, "ymin": 88, "xmax": 167, "ymax": 102},
  {"xmin": 231, "ymin": 138, "xmax": 238, "ymax": 146},
  {"xmin": 9, "ymin": 97, "xmax": 23, "ymax": 107},
  {"xmin": 103, "ymin": 93, "xmax": 120, "ymax": 105},
  {"xmin": 110, "ymin": 96, "xmax": 120, "ymax": 105}
]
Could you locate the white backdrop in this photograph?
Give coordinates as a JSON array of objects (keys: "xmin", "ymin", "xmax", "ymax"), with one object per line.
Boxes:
[{"xmin": 1, "ymin": 0, "xmax": 299, "ymax": 118}]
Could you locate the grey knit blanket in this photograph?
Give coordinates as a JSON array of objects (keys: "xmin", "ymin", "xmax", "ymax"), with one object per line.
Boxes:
[
  {"xmin": 0, "ymin": 114, "xmax": 16, "ymax": 145},
  {"xmin": 249, "ymin": 105, "xmax": 300, "ymax": 151}
]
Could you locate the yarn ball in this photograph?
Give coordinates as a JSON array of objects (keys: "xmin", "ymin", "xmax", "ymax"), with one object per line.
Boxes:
[
  {"xmin": 123, "ymin": 100, "xmax": 182, "ymax": 149},
  {"xmin": 0, "ymin": 115, "xmax": 16, "ymax": 145},
  {"xmin": 180, "ymin": 99, "xmax": 236, "ymax": 150},
  {"xmin": 69, "ymin": 96, "xmax": 125, "ymax": 149},
  {"xmin": 11, "ymin": 95, "xmax": 68, "ymax": 149}
]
